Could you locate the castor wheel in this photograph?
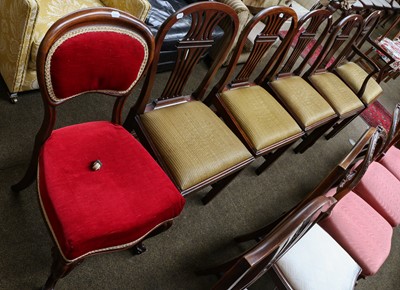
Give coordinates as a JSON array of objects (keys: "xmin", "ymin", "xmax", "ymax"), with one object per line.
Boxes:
[{"xmin": 10, "ymin": 94, "xmax": 18, "ymax": 104}]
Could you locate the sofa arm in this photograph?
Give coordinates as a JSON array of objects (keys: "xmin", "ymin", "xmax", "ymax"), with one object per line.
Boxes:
[
  {"xmin": 0, "ymin": 0, "xmax": 39, "ymax": 94},
  {"xmin": 100, "ymin": 0, "xmax": 151, "ymax": 21}
]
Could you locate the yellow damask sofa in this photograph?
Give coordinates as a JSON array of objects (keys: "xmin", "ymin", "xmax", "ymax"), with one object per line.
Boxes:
[{"xmin": 0, "ymin": 0, "xmax": 151, "ymax": 103}]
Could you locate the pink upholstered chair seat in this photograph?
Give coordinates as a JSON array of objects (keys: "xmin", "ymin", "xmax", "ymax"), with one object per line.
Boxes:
[
  {"xmin": 379, "ymin": 146, "xmax": 400, "ymax": 181},
  {"xmin": 38, "ymin": 121, "xmax": 185, "ymax": 261},
  {"xmin": 353, "ymin": 161, "xmax": 400, "ymax": 226},
  {"xmin": 320, "ymin": 189, "xmax": 392, "ymax": 276}
]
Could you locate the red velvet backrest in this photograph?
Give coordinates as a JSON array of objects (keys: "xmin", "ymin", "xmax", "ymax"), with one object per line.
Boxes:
[
  {"xmin": 47, "ymin": 29, "xmax": 148, "ymax": 102},
  {"xmin": 37, "ymin": 8, "xmax": 154, "ymax": 106},
  {"xmin": 46, "ymin": 27, "xmax": 148, "ymax": 101}
]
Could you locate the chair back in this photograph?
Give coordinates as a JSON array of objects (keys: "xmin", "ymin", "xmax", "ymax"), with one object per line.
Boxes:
[
  {"xmin": 212, "ymin": 195, "xmax": 336, "ymax": 290},
  {"xmin": 132, "ymin": 2, "xmax": 239, "ymax": 114},
  {"xmin": 381, "ymin": 103, "xmax": 400, "ymax": 155},
  {"xmin": 305, "ymin": 13, "xmax": 364, "ymax": 76},
  {"xmin": 305, "ymin": 126, "xmax": 387, "ymax": 202},
  {"xmin": 355, "ymin": 10, "xmax": 381, "ymax": 48},
  {"xmin": 36, "ymin": 8, "xmax": 154, "ymax": 128},
  {"xmin": 279, "ymin": 9, "xmax": 333, "ymax": 76},
  {"xmin": 211, "ymin": 6, "xmax": 298, "ymax": 95}
]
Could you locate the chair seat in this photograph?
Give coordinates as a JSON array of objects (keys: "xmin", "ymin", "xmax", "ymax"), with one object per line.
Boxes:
[
  {"xmin": 38, "ymin": 121, "xmax": 186, "ymax": 261},
  {"xmin": 140, "ymin": 101, "xmax": 253, "ymax": 190},
  {"xmin": 379, "ymin": 146, "xmax": 400, "ymax": 181},
  {"xmin": 220, "ymin": 85, "xmax": 303, "ymax": 152},
  {"xmin": 353, "ymin": 161, "xmax": 400, "ymax": 226},
  {"xmin": 270, "ymin": 76, "xmax": 336, "ymax": 129},
  {"xmin": 275, "ymin": 224, "xmax": 361, "ymax": 290},
  {"xmin": 320, "ymin": 189, "xmax": 392, "ymax": 276},
  {"xmin": 309, "ymin": 72, "xmax": 365, "ymax": 117},
  {"xmin": 336, "ymin": 62, "xmax": 383, "ymax": 105}
]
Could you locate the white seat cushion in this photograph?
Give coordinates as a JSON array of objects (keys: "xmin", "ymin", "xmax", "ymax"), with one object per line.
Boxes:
[{"xmin": 275, "ymin": 224, "xmax": 361, "ymax": 290}]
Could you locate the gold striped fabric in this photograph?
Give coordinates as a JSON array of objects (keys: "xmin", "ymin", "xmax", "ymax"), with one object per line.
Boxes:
[
  {"xmin": 140, "ymin": 101, "xmax": 253, "ymax": 190},
  {"xmin": 270, "ymin": 76, "xmax": 336, "ymax": 128},
  {"xmin": 221, "ymin": 85, "xmax": 302, "ymax": 151},
  {"xmin": 336, "ymin": 62, "xmax": 383, "ymax": 105},
  {"xmin": 309, "ymin": 72, "xmax": 365, "ymax": 116}
]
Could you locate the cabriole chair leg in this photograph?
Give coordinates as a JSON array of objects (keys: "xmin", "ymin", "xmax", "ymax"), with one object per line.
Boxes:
[{"xmin": 42, "ymin": 247, "xmax": 83, "ymax": 290}]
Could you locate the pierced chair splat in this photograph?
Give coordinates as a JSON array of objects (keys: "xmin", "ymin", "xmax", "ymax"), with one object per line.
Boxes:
[
  {"xmin": 205, "ymin": 6, "xmax": 308, "ymax": 176},
  {"xmin": 11, "ymin": 8, "xmax": 185, "ymax": 289},
  {"xmin": 123, "ymin": 2, "xmax": 254, "ymax": 205},
  {"xmin": 266, "ymin": 9, "xmax": 342, "ymax": 154},
  {"xmin": 201, "ymin": 195, "xmax": 362, "ymax": 290}
]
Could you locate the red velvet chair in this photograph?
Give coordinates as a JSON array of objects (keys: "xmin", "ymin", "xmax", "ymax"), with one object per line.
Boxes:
[{"xmin": 11, "ymin": 8, "xmax": 185, "ymax": 289}]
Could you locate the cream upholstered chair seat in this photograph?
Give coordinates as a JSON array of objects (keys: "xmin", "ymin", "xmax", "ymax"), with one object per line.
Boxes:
[
  {"xmin": 336, "ymin": 62, "xmax": 383, "ymax": 105},
  {"xmin": 140, "ymin": 101, "xmax": 253, "ymax": 191},
  {"xmin": 275, "ymin": 224, "xmax": 361, "ymax": 290},
  {"xmin": 270, "ymin": 76, "xmax": 336, "ymax": 129},
  {"xmin": 220, "ymin": 85, "xmax": 302, "ymax": 152},
  {"xmin": 309, "ymin": 72, "xmax": 365, "ymax": 116}
]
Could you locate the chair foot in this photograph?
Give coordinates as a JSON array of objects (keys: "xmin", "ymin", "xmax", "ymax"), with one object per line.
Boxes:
[
  {"xmin": 42, "ymin": 247, "xmax": 82, "ymax": 290},
  {"xmin": 131, "ymin": 242, "xmax": 147, "ymax": 255}
]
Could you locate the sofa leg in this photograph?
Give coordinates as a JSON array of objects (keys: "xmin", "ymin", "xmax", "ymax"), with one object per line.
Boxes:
[{"xmin": 10, "ymin": 93, "xmax": 18, "ymax": 104}]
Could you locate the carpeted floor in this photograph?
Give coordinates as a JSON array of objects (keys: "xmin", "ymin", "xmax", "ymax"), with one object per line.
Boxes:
[{"xmin": 0, "ymin": 58, "xmax": 399, "ymax": 289}]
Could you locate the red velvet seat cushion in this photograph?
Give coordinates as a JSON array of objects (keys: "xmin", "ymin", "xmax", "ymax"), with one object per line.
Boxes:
[
  {"xmin": 320, "ymin": 189, "xmax": 392, "ymax": 276},
  {"xmin": 354, "ymin": 161, "xmax": 400, "ymax": 226},
  {"xmin": 38, "ymin": 121, "xmax": 185, "ymax": 261},
  {"xmin": 379, "ymin": 146, "xmax": 400, "ymax": 181}
]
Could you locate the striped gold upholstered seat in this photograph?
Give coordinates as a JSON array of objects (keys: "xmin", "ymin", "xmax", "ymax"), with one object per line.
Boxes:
[
  {"xmin": 309, "ymin": 72, "xmax": 365, "ymax": 117},
  {"xmin": 270, "ymin": 76, "xmax": 336, "ymax": 129},
  {"xmin": 140, "ymin": 101, "xmax": 253, "ymax": 191},
  {"xmin": 220, "ymin": 85, "xmax": 303, "ymax": 152},
  {"xmin": 336, "ymin": 62, "xmax": 383, "ymax": 105}
]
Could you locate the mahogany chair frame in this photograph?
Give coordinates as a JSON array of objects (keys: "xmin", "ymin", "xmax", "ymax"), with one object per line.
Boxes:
[
  {"xmin": 362, "ymin": 14, "xmax": 400, "ymax": 83},
  {"xmin": 378, "ymin": 103, "xmax": 400, "ymax": 158},
  {"xmin": 233, "ymin": 125, "xmax": 387, "ymax": 243},
  {"xmin": 200, "ymin": 126, "xmax": 386, "ymax": 289},
  {"xmin": 298, "ymin": 13, "xmax": 380, "ymax": 143},
  {"xmin": 321, "ymin": 11, "xmax": 383, "ymax": 140},
  {"xmin": 11, "ymin": 8, "xmax": 154, "ymax": 193},
  {"xmin": 261, "ymin": 9, "xmax": 341, "ymax": 154},
  {"xmin": 201, "ymin": 195, "xmax": 337, "ymax": 290},
  {"xmin": 123, "ymin": 2, "xmax": 255, "ymax": 204},
  {"xmin": 204, "ymin": 7, "xmax": 312, "ymax": 175},
  {"xmin": 9, "ymin": 8, "xmax": 181, "ymax": 289}
]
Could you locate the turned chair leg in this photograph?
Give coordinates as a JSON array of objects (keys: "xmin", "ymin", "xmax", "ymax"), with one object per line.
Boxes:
[{"xmin": 42, "ymin": 247, "xmax": 83, "ymax": 290}]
